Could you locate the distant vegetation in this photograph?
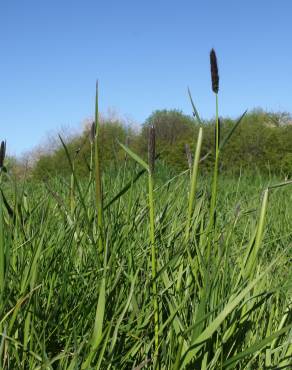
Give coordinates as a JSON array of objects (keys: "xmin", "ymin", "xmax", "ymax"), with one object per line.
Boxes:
[{"xmin": 22, "ymin": 108, "xmax": 292, "ymax": 180}]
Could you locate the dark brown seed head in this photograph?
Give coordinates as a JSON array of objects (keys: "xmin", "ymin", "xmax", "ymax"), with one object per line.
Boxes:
[
  {"xmin": 210, "ymin": 49, "xmax": 219, "ymax": 94},
  {"xmin": 0, "ymin": 141, "xmax": 6, "ymax": 168},
  {"xmin": 89, "ymin": 121, "xmax": 96, "ymax": 144},
  {"xmin": 184, "ymin": 144, "xmax": 193, "ymax": 170},
  {"xmin": 148, "ymin": 126, "xmax": 156, "ymax": 174}
]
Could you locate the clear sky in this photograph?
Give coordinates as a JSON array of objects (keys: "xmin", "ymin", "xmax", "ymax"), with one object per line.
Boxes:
[{"xmin": 1, "ymin": 0, "xmax": 292, "ymax": 156}]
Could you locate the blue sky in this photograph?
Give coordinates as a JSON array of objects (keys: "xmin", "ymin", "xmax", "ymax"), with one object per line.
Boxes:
[{"xmin": 1, "ymin": 0, "xmax": 292, "ymax": 156}]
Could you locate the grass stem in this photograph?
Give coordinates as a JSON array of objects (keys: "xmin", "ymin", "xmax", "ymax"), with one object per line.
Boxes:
[{"xmin": 94, "ymin": 81, "xmax": 104, "ymax": 256}]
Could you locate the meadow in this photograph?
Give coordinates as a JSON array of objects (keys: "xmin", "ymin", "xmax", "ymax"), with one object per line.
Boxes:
[
  {"xmin": 0, "ymin": 50, "xmax": 292, "ymax": 369},
  {"xmin": 0, "ymin": 153, "xmax": 291, "ymax": 369}
]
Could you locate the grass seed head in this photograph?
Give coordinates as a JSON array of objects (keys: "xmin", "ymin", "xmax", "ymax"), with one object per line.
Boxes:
[
  {"xmin": 0, "ymin": 140, "xmax": 6, "ymax": 169},
  {"xmin": 210, "ymin": 48, "xmax": 219, "ymax": 94},
  {"xmin": 185, "ymin": 144, "xmax": 193, "ymax": 170},
  {"xmin": 148, "ymin": 126, "xmax": 156, "ymax": 174}
]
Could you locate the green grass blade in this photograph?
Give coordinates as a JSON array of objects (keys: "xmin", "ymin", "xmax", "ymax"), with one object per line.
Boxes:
[
  {"xmin": 118, "ymin": 142, "xmax": 149, "ymax": 171},
  {"xmin": 187, "ymin": 88, "xmax": 203, "ymax": 125},
  {"xmin": 223, "ymin": 323, "xmax": 292, "ymax": 368},
  {"xmin": 219, "ymin": 110, "xmax": 248, "ymax": 151},
  {"xmin": 181, "ymin": 253, "xmax": 284, "ymax": 367}
]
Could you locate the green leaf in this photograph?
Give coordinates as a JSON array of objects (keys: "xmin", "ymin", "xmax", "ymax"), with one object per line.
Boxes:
[
  {"xmin": 91, "ymin": 276, "xmax": 106, "ymax": 349},
  {"xmin": 188, "ymin": 88, "xmax": 203, "ymax": 125},
  {"xmin": 219, "ymin": 110, "xmax": 247, "ymax": 151},
  {"xmin": 181, "ymin": 253, "xmax": 283, "ymax": 368},
  {"xmin": 104, "ymin": 168, "xmax": 147, "ymax": 210},
  {"xmin": 59, "ymin": 135, "xmax": 91, "ymax": 228},
  {"xmin": 118, "ymin": 142, "xmax": 149, "ymax": 171},
  {"xmin": 109, "ymin": 271, "xmax": 138, "ymax": 353},
  {"xmin": 223, "ymin": 323, "xmax": 292, "ymax": 368}
]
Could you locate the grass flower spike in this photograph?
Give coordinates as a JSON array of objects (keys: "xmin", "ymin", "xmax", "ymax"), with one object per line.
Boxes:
[
  {"xmin": 210, "ymin": 48, "xmax": 219, "ymax": 94},
  {"xmin": 0, "ymin": 141, "xmax": 6, "ymax": 169}
]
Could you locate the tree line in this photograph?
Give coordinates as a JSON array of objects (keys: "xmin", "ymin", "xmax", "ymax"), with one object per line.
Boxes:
[{"xmin": 11, "ymin": 108, "xmax": 292, "ymax": 179}]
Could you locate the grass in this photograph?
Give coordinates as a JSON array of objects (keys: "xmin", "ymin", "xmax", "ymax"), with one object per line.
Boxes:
[
  {"xmin": 0, "ymin": 50, "xmax": 291, "ymax": 369},
  {"xmin": 0, "ymin": 162, "xmax": 291, "ymax": 369}
]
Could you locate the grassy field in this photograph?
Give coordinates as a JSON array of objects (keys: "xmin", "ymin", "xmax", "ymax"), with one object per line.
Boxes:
[
  {"xmin": 0, "ymin": 163, "xmax": 291, "ymax": 369},
  {"xmin": 0, "ymin": 51, "xmax": 291, "ymax": 369}
]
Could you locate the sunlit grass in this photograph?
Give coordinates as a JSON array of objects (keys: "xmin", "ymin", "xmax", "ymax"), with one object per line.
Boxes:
[{"xmin": 0, "ymin": 50, "xmax": 291, "ymax": 369}]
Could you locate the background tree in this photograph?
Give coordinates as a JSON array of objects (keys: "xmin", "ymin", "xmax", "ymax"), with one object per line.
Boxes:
[{"xmin": 7, "ymin": 108, "xmax": 291, "ymax": 180}]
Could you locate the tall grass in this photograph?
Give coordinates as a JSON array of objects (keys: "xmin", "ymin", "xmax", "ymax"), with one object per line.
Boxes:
[
  {"xmin": 0, "ymin": 51, "xmax": 291, "ymax": 369},
  {"xmin": 94, "ymin": 81, "xmax": 104, "ymax": 256},
  {"xmin": 0, "ymin": 166, "xmax": 291, "ymax": 368},
  {"xmin": 209, "ymin": 48, "xmax": 220, "ymax": 233}
]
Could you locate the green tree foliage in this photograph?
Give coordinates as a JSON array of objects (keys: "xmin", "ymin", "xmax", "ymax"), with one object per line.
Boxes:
[
  {"xmin": 141, "ymin": 109, "xmax": 198, "ymax": 170},
  {"xmin": 32, "ymin": 119, "xmax": 132, "ymax": 179},
  {"xmin": 30, "ymin": 109, "xmax": 292, "ymax": 179},
  {"xmin": 219, "ymin": 110, "xmax": 292, "ymax": 174},
  {"xmin": 143, "ymin": 109, "xmax": 195, "ymax": 144}
]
